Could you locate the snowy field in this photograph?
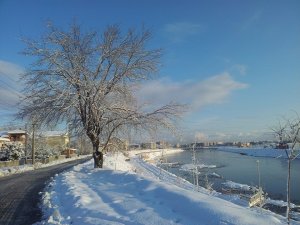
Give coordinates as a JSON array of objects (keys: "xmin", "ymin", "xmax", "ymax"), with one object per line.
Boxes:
[
  {"xmin": 0, "ymin": 155, "xmax": 91, "ymax": 177},
  {"xmin": 36, "ymin": 149, "xmax": 300, "ymax": 225}
]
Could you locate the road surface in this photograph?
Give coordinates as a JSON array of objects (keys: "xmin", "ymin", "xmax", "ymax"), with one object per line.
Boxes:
[{"xmin": 0, "ymin": 157, "xmax": 92, "ymax": 225}]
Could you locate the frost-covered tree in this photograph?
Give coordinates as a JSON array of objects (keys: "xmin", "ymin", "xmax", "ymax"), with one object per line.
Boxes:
[
  {"xmin": 0, "ymin": 142, "xmax": 24, "ymax": 161},
  {"xmin": 26, "ymin": 141, "xmax": 60, "ymax": 159},
  {"xmin": 18, "ymin": 22, "xmax": 183, "ymax": 168},
  {"xmin": 272, "ymin": 116, "xmax": 300, "ymax": 224}
]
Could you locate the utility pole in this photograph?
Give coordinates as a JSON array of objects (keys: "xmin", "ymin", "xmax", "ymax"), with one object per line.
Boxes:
[
  {"xmin": 256, "ymin": 160, "xmax": 261, "ymax": 188},
  {"xmin": 25, "ymin": 124, "xmax": 28, "ymax": 164},
  {"xmin": 192, "ymin": 143, "xmax": 199, "ymax": 191},
  {"xmin": 256, "ymin": 160, "xmax": 263, "ymax": 208},
  {"xmin": 31, "ymin": 122, "xmax": 36, "ymax": 165}
]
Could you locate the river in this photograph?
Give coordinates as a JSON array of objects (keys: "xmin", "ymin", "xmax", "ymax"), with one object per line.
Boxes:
[{"xmin": 162, "ymin": 149, "xmax": 300, "ymax": 205}]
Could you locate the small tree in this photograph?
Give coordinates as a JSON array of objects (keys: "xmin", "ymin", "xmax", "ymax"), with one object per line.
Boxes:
[
  {"xmin": 0, "ymin": 142, "xmax": 24, "ymax": 161},
  {"xmin": 18, "ymin": 22, "xmax": 183, "ymax": 168},
  {"xmin": 272, "ymin": 117, "xmax": 300, "ymax": 224}
]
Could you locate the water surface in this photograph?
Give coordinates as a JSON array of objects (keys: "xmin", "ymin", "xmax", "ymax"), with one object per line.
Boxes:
[{"xmin": 163, "ymin": 149, "xmax": 300, "ymax": 204}]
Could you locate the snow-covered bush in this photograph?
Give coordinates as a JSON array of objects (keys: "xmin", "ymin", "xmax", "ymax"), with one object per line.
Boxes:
[
  {"xmin": 0, "ymin": 142, "xmax": 24, "ymax": 161},
  {"xmin": 35, "ymin": 146, "xmax": 60, "ymax": 159},
  {"xmin": 27, "ymin": 143, "xmax": 60, "ymax": 159}
]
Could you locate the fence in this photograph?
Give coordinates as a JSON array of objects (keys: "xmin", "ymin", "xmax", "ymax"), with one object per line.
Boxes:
[
  {"xmin": 0, "ymin": 160, "xmax": 19, "ymax": 167},
  {"xmin": 0, "ymin": 155, "xmax": 68, "ymax": 168}
]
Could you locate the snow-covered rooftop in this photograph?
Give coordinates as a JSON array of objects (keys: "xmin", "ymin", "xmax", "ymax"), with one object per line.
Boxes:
[
  {"xmin": 7, "ymin": 130, "xmax": 26, "ymax": 134},
  {"xmin": 39, "ymin": 131, "xmax": 68, "ymax": 137},
  {"xmin": 0, "ymin": 137, "xmax": 10, "ymax": 142}
]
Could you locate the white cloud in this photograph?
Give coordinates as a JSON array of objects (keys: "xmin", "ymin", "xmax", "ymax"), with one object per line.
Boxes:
[
  {"xmin": 241, "ymin": 10, "xmax": 263, "ymax": 31},
  {"xmin": 0, "ymin": 60, "xmax": 24, "ymax": 79},
  {"xmin": 231, "ymin": 64, "xmax": 247, "ymax": 75},
  {"xmin": 163, "ymin": 22, "xmax": 204, "ymax": 42},
  {"xmin": 185, "ymin": 130, "xmax": 273, "ymax": 143},
  {"xmin": 138, "ymin": 72, "xmax": 248, "ymax": 111},
  {"xmin": 0, "ymin": 60, "xmax": 24, "ymax": 107},
  {"xmin": 194, "ymin": 132, "xmax": 208, "ymax": 141}
]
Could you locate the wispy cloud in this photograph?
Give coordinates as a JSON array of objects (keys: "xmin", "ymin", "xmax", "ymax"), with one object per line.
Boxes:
[
  {"xmin": 163, "ymin": 22, "xmax": 204, "ymax": 42},
  {"xmin": 231, "ymin": 64, "xmax": 247, "ymax": 75},
  {"xmin": 186, "ymin": 130, "xmax": 273, "ymax": 143},
  {"xmin": 0, "ymin": 60, "xmax": 24, "ymax": 80},
  {"xmin": 138, "ymin": 72, "xmax": 248, "ymax": 111},
  {"xmin": 0, "ymin": 60, "xmax": 24, "ymax": 107},
  {"xmin": 241, "ymin": 10, "xmax": 263, "ymax": 31}
]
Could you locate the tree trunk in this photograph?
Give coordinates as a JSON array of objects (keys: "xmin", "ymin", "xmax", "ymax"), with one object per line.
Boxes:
[
  {"xmin": 91, "ymin": 139, "xmax": 103, "ymax": 168},
  {"xmin": 93, "ymin": 150, "xmax": 103, "ymax": 168}
]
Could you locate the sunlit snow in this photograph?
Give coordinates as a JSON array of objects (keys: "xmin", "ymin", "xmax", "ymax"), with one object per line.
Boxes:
[{"xmin": 36, "ymin": 150, "xmax": 298, "ymax": 225}]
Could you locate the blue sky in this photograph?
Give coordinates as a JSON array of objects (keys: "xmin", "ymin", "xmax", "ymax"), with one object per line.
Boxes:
[{"xmin": 0, "ymin": 0, "xmax": 300, "ymax": 142}]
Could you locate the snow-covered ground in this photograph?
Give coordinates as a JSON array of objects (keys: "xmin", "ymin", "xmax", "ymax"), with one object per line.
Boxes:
[
  {"xmin": 37, "ymin": 149, "xmax": 300, "ymax": 225},
  {"xmin": 180, "ymin": 163, "xmax": 217, "ymax": 172},
  {"xmin": 0, "ymin": 155, "xmax": 91, "ymax": 177},
  {"xmin": 216, "ymin": 147, "xmax": 300, "ymax": 159}
]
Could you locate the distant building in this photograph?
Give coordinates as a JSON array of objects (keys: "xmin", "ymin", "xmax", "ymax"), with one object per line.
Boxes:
[
  {"xmin": 174, "ymin": 143, "xmax": 180, "ymax": 148},
  {"xmin": 102, "ymin": 137, "xmax": 129, "ymax": 152},
  {"xmin": 0, "ymin": 137, "xmax": 10, "ymax": 148},
  {"xmin": 7, "ymin": 130, "xmax": 27, "ymax": 145},
  {"xmin": 38, "ymin": 131, "xmax": 69, "ymax": 150},
  {"xmin": 62, "ymin": 148, "xmax": 77, "ymax": 158},
  {"xmin": 129, "ymin": 144, "xmax": 140, "ymax": 150},
  {"xmin": 141, "ymin": 142, "xmax": 156, "ymax": 149},
  {"xmin": 237, "ymin": 142, "xmax": 251, "ymax": 148},
  {"xmin": 156, "ymin": 141, "xmax": 170, "ymax": 149}
]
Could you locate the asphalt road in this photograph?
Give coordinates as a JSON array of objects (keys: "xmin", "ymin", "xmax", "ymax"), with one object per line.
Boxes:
[{"xmin": 0, "ymin": 157, "xmax": 92, "ymax": 225}]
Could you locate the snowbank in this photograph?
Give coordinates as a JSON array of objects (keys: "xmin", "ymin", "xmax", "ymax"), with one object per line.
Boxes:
[
  {"xmin": 223, "ymin": 181, "xmax": 252, "ymax": 191},
  {"xmin": 37, "ymin": 151, "xmax": 299, "ymax": 225},
  {"xmin": 128, "ymin": 148, "xmax": 184, "ymax": 161},
  {"xmin": 0, "ymin": 155, "xmax": 91, "ymax": 177},
  {"xmin": 180, "ymin": 163, "xmax": 217, "ymax": 172}
]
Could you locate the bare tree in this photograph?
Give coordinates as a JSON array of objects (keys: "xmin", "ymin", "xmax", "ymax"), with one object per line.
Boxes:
[
  {"xmin": 272, "ymin": 116, "xmax": 300, "ymax": 224},
  {"xmin": 18, "ymin": 22, "xmax": 184, "ymax": 168}
]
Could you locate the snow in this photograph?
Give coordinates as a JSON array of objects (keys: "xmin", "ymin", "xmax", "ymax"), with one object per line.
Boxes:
[
  {"xmin": 0, "ymin": 155, "xmax": 91, "ymax": 177},
  {"xmin": 0, "ymin": 137, "xmax": 10, "ymax": 141},
  {"xmin": 7, "ymin": 129, "xmax": 26, "ymax": 134},
  {"xmin": 208, "ymin": 172, "xmax": 222, "ymax": 178},
  {"xmin": 216, "ymin": 147, "xmax": 300, "ymax": 159},
  {"xmin": 223, "ymin": 181, "xmax": 252, "ymax": 191},
  {"xmin": 265, "ymin": 199, "xmax": 296, "ymax": 208},
  {"xmin": 37, "ymin": 149, "xmax": 300, "ymax": 225},
  {"xmin": 130, "ymin": 148, "xmax": 184, "ymax": 162},
  {"xmin": 39, "ymin": 131, "xmax": 68, "ymax": 137},
  {"xmin": 180, "ymin": 163, "xmax": 217, "ymax": 172}
]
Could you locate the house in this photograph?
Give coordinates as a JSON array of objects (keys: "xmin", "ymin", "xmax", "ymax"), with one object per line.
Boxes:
[
  {"xmin": 39, "ymin": 131, "xmax": 69, "ymax": 150},
  {"xmin": 156, "ymin": 141, "xmax": 166, "ymax": 149},
  {"xmin": 141, "ymin": 142, "xmax": 156, "ymax": 149},
  {"xmin": 103, "ymin": 137, "xmax": 128, "ymax": 152},
  {"xmin": 7, "ymin": 130, "xmax": 27, "ymax": 145},
  {"xmin": 129, "ymin": 143, "xmax": 140, "ymax": 150},
  {"xmin": 0, "ymin": 137, "xmax": 10, "ymax": 148},
  {"xmin": 62, "ymin": 148, "xmax": 77, "ymax": 158}
]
